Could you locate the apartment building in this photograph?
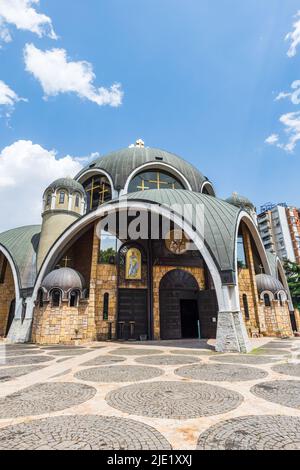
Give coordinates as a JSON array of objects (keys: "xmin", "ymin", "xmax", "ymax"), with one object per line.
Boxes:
[{"xmin": 258, "ymin": 203, "xmax": 300, "ymax": 263}]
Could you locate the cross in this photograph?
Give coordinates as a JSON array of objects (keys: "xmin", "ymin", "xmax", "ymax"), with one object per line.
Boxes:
[
  {"xmin": 85, "ymin": 178, "xmax": 101, "ymax": 209},
  {"xmin": 99, "ymin": 182, "xmax": 109, "ymax": 203},
  {"xmin": 149, "ymin": 172, "xmax": 169, "ymax": 190},
  {"xmin": 135, "ymin": 139, "xmax": 145, "ymax": 148},
  {"xmin": 62, "ymin": 256, "xmax": 72, "ymax": 267},
  {"xmin": 137, "ymin": 179, "xmax": 149, "ymax": 191}
]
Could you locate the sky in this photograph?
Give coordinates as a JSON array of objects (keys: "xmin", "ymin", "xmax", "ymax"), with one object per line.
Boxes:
[{"xmin": 1, "ymin": 0, "xmax": 300, "ymax": 232}]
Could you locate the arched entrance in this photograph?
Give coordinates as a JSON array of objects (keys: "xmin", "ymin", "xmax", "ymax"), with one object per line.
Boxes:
[{"xmin": 159, "ymin": 269, "xmax": 200, "ymax": 340}]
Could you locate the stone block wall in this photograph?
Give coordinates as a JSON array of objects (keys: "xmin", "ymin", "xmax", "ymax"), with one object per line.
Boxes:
[
  {"xmin": 31, "ymin": 301, "xmax": 94, "ymax": 344},
  {"xmin": 0, "ymin": 259, "xmax": 15, "ymax": 337},
  {"xmin": 259, "ymin": 300, "xmax": 293, "ymax": 337},
  {"xmin": 152, "ymin": 265, "xmax": 205, "ymax": 339},
  {"xmin": 95, "ymin": 263, "xmax": 118, "ymax": 340}
]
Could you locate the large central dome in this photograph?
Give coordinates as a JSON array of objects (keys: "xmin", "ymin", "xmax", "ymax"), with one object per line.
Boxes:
[{"xmin": 75, "ymin": 145, "xmax": 214, "ymax": 194}]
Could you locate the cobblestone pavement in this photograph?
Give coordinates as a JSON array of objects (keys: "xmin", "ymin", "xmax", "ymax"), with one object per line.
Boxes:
[
  {"xmin": 197, "ymin": 415, "xmax": 300, "ymax": 450},
  {"xmin": 0, "ymin": 415, "xmax": 172, "ymax": 450},
  {"xmin": 271, "ymin": 363, "xmax": 300, "ymax": 378},
  {"xmin": 0, "ymin": 338, "xmax": 299, "ymax": 450},
  {"xmin": 74, "ymin": 365, "xmax": 164, "ymax": 383},
  {"xmin": 251, "ymin": 380, "xmax": 300, "ymax": 410},
  {"xmin": 174, "ymin": 363, "xmax": 268, "ymax": 382},
  {"xmin": 135, "ymin": 354, "xmax": 201, "ymax": 365},
  {"xmin": 106, "ymin": 381, "xmax": 243, "ymax": 418}
]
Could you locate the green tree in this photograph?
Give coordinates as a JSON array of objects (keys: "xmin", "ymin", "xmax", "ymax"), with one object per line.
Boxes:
[{"xmin": 284, "ymin": 260, "xmax": 300, "ymax": 309}]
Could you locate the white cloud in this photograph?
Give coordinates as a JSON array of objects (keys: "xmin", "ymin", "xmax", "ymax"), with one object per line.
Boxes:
[
  {"xmin": 0, "ymin": 0, "xmax": 57, "ymax": 43},
  {"xmin": 275, "ymin": 80, "xmax": 300, "ymax": 104},
  {"xmin": 0, "ymin": 80, "xmax": 27, "ymax": 117},
  {"xmin": 278, "ymin": 111, "xmax": 300, "ymax": 152},
  {"xmin": 24, "ymin": 43, "xmax": 123, "ymax": 107},
  {"xmin": 0, "ymin": 140, "xmax": 84, "ymax": 232},
  {"xmin": 286, "ymin": 10, "xmax": 300, "ymax": 57},
  {"xmin": 265, "ymin": 112, "xmax": 300, "ymax": 152},
  {"xmin": 265, "ymin": 134, "xmax": 279, "ymax": 145}
]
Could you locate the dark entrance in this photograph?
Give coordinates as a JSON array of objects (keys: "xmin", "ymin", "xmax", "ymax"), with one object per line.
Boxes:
[
  {"xmin": 180, "ymin": 299, "xmax": 199, "ymax": 338},
  {"xmin": 5, "ymin": 299, "xmax": 15, "ymax": 337},
  {"xmin": 117, "ymin": 288, "xmax": 148, "ymax": 340},
  {"xmin": 159, "ymin": 269, "xmax": 200, "ymax": 340}
]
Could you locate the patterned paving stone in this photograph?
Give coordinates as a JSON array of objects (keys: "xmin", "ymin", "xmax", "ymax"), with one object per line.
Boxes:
[
  {"xmin": 110, "ymin": 348, "xmax": 163, "ymax": 356},
  {"xmin": 135, "ymin": 355, "xmax": 201, "ymax": 366},
  {"xmin": 50, "ymin": 369, "xmax": 72, "ymax": 379},
  {"xmin": 0, "ymin": 415, "xmax": 172, "ymax": 450},
  {"xmin": 261, "ymin": 342, "xmax": 292, "ymax": 349},
  {"xmin": 210, "ymin": 355, "xmax": 279, "ymax": 365},
  {"xmin": 0, "ymin": 366, "xmax": 46, "ymax": 382},
  {"xmin": 253, "ymin": 349, "xmax": 290, "ymax": 356},
  {"xmin": 49, "ymin": 349, "xmax": 93, "ymax": 356},
  {"xmin": 175, "ymin": 363, "xmax": 268, "ymax": 382},
  {"xmin": 0, "ymin": 382, "xmax": 97, "ymax": 419},
  {"xmin": 0, "ymin": 349, "xmax": 45, "ymax": 357},
  {"xmin": 81, "ymin": 355, "xmax": 126, "ymax": 367},
  {"xmin": 40, "ymin": 346, "xmax": 85, "ymax": 350},
  {"xmin": 170, "ymin": 349, "xmax": 214, "ymax": 356},
  {"xmin": 197, "ymin": 415, "xmax": 300, "ymax": 450},
  {"xmin": 75, "ymin": 365, "xmax": 163, "ymax": 383},
  {"xmin": 251, "ymin": 380, "xmax": 300, "ymax": 410},
  {"xmin": 0, "ymin": 355, "xmax": 55, "ymax": 366},
  {"xmin": 106, "ymin": 381, "xmax": 243, "ymax": 419},
  {"xmin": 271, "ymin": 363, "xmax": 300, "ymax": 378}
]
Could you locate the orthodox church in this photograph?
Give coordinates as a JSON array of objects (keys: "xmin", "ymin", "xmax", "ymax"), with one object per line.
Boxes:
[{"xmin": 0, "ymin": 140, "xmax": 297, "ymax": 352}]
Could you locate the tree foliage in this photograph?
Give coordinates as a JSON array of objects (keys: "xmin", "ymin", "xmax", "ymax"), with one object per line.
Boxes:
[{"xmin": 284, "ymin": 260, "xmax": 300, "ymax": 309}]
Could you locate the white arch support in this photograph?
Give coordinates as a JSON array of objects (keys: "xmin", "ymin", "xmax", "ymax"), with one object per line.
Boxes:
[{"xmin": 32, "ymin": 200, "xmax": 252, "ymax": 352}]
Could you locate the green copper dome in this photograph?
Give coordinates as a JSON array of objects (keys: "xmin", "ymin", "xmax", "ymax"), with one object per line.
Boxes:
[
  {"xmin": 225, "ymin": 192, "xmax": 255, "ymax": 210},
  {"xmin": 75, "ymin": 146, "xmax": 214, "ymax": 194},
  {"xmin": 45, "ymin": 178, "xmax": 85, "ymax": 195}
]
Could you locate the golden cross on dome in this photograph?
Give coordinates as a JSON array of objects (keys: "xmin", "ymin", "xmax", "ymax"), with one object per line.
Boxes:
[
  {"xmin": 86, "ymin": 178, "xmax": 101, "ymax": 209},
  {"xmin": 62, "ymin": 256, "xmax": 72, "ymax": 267},
  {"xmin": 137, "ymin": 179, "xmax": 149, "ymax": 191},
  {"xmin": 99, "ymin": 182, "xmax": 109, "ymax": 203},
  {"xmin": 149, "ymin": 172, "xmax": 169, "ymax": 190}
]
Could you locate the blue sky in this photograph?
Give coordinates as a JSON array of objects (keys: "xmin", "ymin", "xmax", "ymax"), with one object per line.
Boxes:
[{"xmin": 0, "ymin": 0, "xmax": 300, "ymax": 231}]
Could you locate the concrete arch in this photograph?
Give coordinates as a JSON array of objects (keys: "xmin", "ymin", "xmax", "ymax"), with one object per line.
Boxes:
[{"xmin": 201, "ymin": 181, "xmax": 216, "ymax": 196}]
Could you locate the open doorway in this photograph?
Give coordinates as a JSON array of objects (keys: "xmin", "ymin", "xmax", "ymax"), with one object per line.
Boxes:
[{"xmin": 180, "ymin": 299, "xmax": 199, "ymax": 338}]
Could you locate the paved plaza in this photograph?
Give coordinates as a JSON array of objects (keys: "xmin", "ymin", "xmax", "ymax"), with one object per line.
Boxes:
[{"xmin": 0, "ymin": 338, "xmax": 300, "ymax": 450}]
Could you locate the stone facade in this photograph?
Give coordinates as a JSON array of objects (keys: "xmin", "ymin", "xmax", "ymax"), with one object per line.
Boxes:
[
  {"xmin": 0, "ymin": 257, "xmax": 15, "ymax": 337},
  {"xmin": 95, "ymin": 263, "xmax": 118, "ymax": 340},
  {"xmin": 259, "ymin": 300, "xmax": 293, "ymax": 337},
  {"xmin": 31, "ymin": 301, "xmax": 92, "ymax": 345},
  {"xmin": 152, "ymin": 265, "xmax": 205, "ymax": 339}
]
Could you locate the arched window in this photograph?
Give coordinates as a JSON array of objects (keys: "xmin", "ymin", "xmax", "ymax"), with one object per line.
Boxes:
[
  {"xmin": 59, "ymin": 191, "xmax": 65, "ymax": 204},
  {"xmin": 83, "ymin": 175, "xmax": 112, "ymax": 211},
  {"xmin": 128, "ymin": 170, "xmax": 184, "ymax": 193},
  {"xmin": 278, "ymin": 293, "xmax": 283, "ymax": 307},
  {"xmin": 75, "ymin": 193, "xmax": 80, "ymax": 208},
  {"xmin": 51, "ymin": 289, "xmax": 61, "ymax": 308},
  {"xmin": 69, "ymin": 290, "xmax": 79, "ymax": 307},
  {"xmin": 103, "ymin": 293, "xmax": 109, "ymax": 320},
  {"xmin": 242, "ymin": 294, "xmax": 250, "ymax": 320},
  {"xmin": 264, "ymin": 293, "xmax": 271, "ymax": 307},
  {"xmin": 46, "ymin": 192, "xmax": 52, "ymax": 207}
]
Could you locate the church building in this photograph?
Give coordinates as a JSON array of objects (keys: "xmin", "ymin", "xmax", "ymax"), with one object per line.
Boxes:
[{"xmin": 0, "ymin": 140, "xmax": 297, "ymax": 352}]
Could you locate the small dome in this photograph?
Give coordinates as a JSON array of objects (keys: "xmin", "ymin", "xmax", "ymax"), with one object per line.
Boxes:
[
  {"xmin": 256, "ymin": 274, "xmax": 285, "ymax": 294},
  {"xmin": 226, "ymin": 192, "xmax": 255, "ymax": 210},
  {"xmin": 41, "ymin": 267, "xmax": 85, "ymax": 294},
  {"xmin": 45, "ymin": 178, "xmax": 85, "ymax": 195}
]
